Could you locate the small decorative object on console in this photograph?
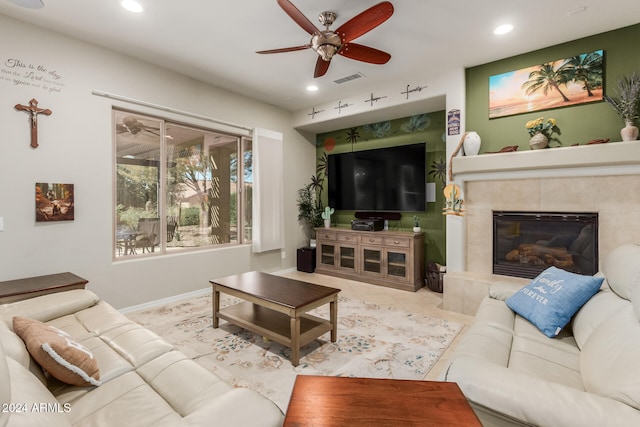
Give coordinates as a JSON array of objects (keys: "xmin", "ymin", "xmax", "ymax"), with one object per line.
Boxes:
[
  {"xmin": 412, "ymin": 215, "xmax": 421, "ymax": 232},
  {"xmin": 351, "ymin": 219, "xmax": 384, "ymax": 231},
  {"xmin": 525, "ymin": 117, "xmax": 561, "ymax": 149},
  {"xmin": 321, "ymin": 206, "xmax": 334, "ymax": 228}
]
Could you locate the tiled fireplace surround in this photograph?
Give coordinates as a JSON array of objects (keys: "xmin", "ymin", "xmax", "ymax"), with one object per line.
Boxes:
[{"xmin": 443, "ymin": 140, "xmax": 640, "ymax": 315}]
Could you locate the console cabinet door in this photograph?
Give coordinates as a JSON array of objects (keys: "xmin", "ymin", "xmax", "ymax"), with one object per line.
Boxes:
[
  {"xmin": 386, "ymin": 249, "xmax": 412, "ymax": 283},
  {"xmin": 318, "ymin": 242, "xmax": 337, "ymax": 269},
  {"xmin": 360, "ymin": 246, "xmax": 412, "ymax": 284},
  {"xmin": 337, "ymin": 244, "xmax": 358, "ymax": 273},
  {"xmin": 317, "ymin": 241, "xmax": 358, "ymax": 273},
  {"xmin": 361, "ymin": 246, "xmax": 383, "ymax": 278}
]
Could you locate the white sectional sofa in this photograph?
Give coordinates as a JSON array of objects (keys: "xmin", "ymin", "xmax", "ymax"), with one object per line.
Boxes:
[
  {"xmin": 0, "ymin": 289, "xmax": 284, "ymax": 427},
  {"xmin": 441, "ymin": 243, "xmax": 640, "ymax": 426}
]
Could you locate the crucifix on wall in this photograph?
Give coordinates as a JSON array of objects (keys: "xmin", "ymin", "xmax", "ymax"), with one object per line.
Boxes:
[{"xmin": 15, "ymin": 98, "xmax": 52, "ymax": 149}]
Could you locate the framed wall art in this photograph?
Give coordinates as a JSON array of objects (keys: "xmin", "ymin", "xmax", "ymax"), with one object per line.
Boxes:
[
  {"xmin": 35, "ymin": 183, "xmax": 74, "ymax": 222},
  {"xmin": 489, "ymin": 49, "xmax": 604, "ymax": 119}
]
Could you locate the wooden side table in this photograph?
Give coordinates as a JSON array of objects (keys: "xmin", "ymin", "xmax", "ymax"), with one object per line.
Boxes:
[
  {"xmin": 284, "ymin": 376, "xmax": 482, "ymax": 427},
  {"xmin": 0, "ymin": 272, "xmax": 88, "ymax": 304}
]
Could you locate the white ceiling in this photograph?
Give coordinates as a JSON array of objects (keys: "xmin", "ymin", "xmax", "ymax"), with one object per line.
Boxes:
[{"xmin": 1, "ymin": 0, "xmax": 639, "ymax": 114}]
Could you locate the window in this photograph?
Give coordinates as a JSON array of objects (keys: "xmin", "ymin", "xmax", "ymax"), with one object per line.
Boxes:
[{"xmin": 114, "ymin": 110, "xmax": 252, "ymax": 258}]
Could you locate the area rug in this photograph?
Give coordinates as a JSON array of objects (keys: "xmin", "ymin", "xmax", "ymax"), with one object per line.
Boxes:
[{"xmin": 127, "ymin": 293, "xmax": 463, "ymax": 411}]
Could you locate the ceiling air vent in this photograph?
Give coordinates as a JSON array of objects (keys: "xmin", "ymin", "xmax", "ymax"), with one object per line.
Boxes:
[{"xmin": 334, "ymin": 72, "xmax": 365, "ymax": 84}]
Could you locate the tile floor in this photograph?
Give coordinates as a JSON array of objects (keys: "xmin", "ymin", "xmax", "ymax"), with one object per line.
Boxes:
[{"xmin": 279, "ymin": 270, "xmax": 475, "ymax": 380}]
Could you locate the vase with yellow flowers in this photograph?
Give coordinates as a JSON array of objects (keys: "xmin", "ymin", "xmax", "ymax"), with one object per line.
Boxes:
[{"xmin": 525, "ymin": 117, "xmax": 561, "ymax": 149}]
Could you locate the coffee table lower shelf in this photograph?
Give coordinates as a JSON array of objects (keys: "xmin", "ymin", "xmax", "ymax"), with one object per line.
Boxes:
[{"xmin": 217, "ymin": 302, "xmax": 333, "ymax": 349}]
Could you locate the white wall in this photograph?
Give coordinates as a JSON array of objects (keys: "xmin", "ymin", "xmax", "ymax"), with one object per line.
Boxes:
[
  {"xmin": 0, "ymin": 15, "xmax": 315, "ymax": 308},
  {"xmin": 443, "ymin": 67, "xmax": 467, "ymax": 273}
]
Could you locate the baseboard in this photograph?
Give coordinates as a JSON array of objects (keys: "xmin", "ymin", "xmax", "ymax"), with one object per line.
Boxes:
[
  {"xmin": 119, "ymin": 287, "xmax": 211, "ymax": 314},
  {"xmin": 274, "ymin": 267, "xmax": 297, "ymax": 274},
  {"xmin": 119, "ymin": 268, "xmax": 298, "ymax": 314}
]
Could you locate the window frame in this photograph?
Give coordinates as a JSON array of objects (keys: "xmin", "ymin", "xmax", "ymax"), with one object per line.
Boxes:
[{"xmin": 112, "ymin": 108, "xmax": 252, "ymax": 260}]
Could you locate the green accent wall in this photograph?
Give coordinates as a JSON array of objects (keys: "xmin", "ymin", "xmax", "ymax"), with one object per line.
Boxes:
[
  {"xmin": 315, "ymin": 112, "xmax": 447, "ymax": 265},
  {"xmin": 467, "ymin": 24, "xmax": 640, "ymax": 152}
]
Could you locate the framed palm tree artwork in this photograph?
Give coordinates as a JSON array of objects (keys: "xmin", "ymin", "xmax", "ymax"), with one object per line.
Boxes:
[{"xmin": 489, "ymin": 50, "xmax": 604, "ymax": 118}]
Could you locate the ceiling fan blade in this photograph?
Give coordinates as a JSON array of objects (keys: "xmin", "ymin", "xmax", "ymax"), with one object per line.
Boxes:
[
  {"xmin": 277, "ymin": 0, "xmax": 321, "ymax": 35},
  {"xmin": 335, "ymin": 1, "xmax": 394, "ymax": 43},
  {"xmin": 314, "ymin": 57, "xmax": 331, "ymax": 78},
  {"xmin": 256, "ymin": 45, "xmax": 310, "ymax": 54},
  {"xmin": 338, "ymin": 43, "xmax": 391, "ymax": 64}
]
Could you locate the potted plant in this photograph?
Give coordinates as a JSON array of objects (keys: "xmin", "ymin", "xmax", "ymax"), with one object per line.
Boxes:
[
  {"xmin": 297, "ymin": 181, "xmax": 323, "ymax": 246},
  {"xmin": 413, "ymin": 215, "xmax": 421, "ymax": 233},
  {"xmin": 525, "ymin": 117, "xmax": 561, "ymax": 149},
  {"xmin": 604, "ymin": 72, "xmax": 640, "ymax": 141}
]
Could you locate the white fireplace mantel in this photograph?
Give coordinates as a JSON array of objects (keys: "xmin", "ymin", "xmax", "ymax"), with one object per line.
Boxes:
[
  {"xmin": 444, "ymin": 139, "xmax": 640, "ymax": 316},
  {"xmin": 452, "ymin": 140, "xmax": 640, "ymax": 182}
]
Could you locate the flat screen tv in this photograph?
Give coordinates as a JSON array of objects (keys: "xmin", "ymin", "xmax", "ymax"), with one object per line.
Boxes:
[{"xmin": 327, "ymin": 142, "xmax": 426, "ymax": 212}]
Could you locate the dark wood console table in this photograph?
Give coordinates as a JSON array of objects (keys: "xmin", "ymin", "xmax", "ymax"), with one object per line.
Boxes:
[{"xmin": 0, "ymin": 272, "xmax": 88, "ymax": 304}]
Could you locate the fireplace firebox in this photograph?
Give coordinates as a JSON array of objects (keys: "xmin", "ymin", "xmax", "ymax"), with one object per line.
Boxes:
[{"xmin": 493, "ymin": 211, "xmax": 598, "ymax": 279}]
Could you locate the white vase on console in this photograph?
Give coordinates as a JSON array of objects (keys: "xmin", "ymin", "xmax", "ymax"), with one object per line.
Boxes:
[{"xmin": 463, "ymin": 131, "xmax": 481, "ymax": 156}]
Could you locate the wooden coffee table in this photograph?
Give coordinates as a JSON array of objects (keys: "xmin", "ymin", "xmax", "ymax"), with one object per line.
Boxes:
[
  {"xmin": 209, "ymin": 271, "xmax": 340, "ymax": 366},
  {"xmin": 284, "ymin": 376, "xmax": 483, "ymax": 426}
]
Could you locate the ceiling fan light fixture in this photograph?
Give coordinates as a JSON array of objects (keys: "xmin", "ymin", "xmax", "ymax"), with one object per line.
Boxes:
[
  {"xmin": 6, "ymin": 0, "xmax": 44, "ymax": 9},
  {"xmin": 311, "ymin": 31, "xmax": 342, "ymax": 61},
  {"xmin": 121, "ymin": 0, "xmax": 143, "ymax": 13},
  {"xmin": 259, "ymin": 0, "xmax": 393, "ymax": 78},
  {"xmin": 316, "ymin": 44, "xmax": 338, "ymax": 61}
]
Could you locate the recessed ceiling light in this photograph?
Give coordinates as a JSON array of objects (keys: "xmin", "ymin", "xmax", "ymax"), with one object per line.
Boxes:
[
  {"xmin": 6, "ymin": 0, "xmax": 44, "ymax": 8},
  {"xmin": 567, "ymin": 6, "xmax": 587, "ymax": 16},
  {"xmin": 121, "ymin": 0, "xmax": 143, "ymax": 13},
  {"xmin": 494, "ymin": 24, "xmax": 513, "ymax": 35},
  {"xmin": 306, "ymin": 85, "xmax": 319, "ymax": 92}
]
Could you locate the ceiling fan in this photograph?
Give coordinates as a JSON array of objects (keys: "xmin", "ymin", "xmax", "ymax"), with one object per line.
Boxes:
[
  {"xmin": 257, "ymin": 0, "xmax": 394, "ymax": 78},
  {"xmin": 116, "ymin": 116, "xmax": 160, "ymax": 137}
]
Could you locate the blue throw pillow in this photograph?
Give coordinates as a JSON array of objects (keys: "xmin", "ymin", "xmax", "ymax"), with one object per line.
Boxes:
[{"xmin": 505, "ymin": 266, "xmax": 604, "ymax": 338}]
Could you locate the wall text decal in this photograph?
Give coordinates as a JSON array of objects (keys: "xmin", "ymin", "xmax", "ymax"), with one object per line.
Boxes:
[
  {"xmin": 1, "ymin": 58, "xmax": 66, "ymax": 93},
  {"xmin": 334, "ymin": 101, "xmax": 352, "ymax": 114},
  {"xmin": 308, "ymin": 107, "xmax": 324, "ymax": 119},
  {"xmin": 365, "ymin": 93, "xmax": 387, "ymax": 106},
  {"xmin": 401, "ymin": 84, "xmax": 427, "ymax": 100}
]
